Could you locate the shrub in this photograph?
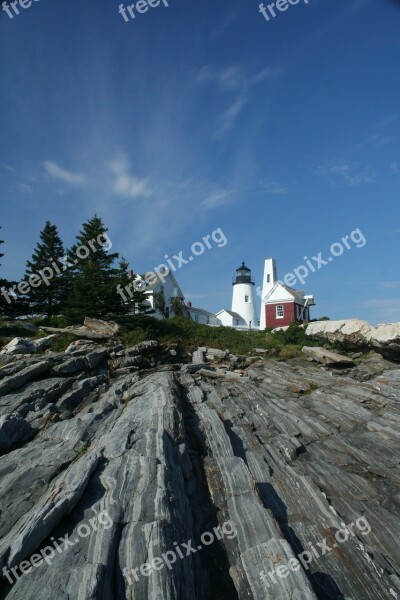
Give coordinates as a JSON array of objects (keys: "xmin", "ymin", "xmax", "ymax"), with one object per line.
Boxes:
[{"xmin": 50, "ymin": 333, "xmax": 78, "ymax": 352}]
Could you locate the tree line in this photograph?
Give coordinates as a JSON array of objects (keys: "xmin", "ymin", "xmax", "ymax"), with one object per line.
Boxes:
[{"xmin": 0, "ymin": 216, "xmax": 150, "ymax": 324}]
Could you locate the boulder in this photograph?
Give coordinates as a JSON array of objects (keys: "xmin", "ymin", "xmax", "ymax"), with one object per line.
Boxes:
[
  {"xmin": 306, "ymin": 319, "xmax": 372, "ymax": 348},
  {"xmin": 306, "ymin": 319, "xmax": 400, "ymax": 361},
  {"xmin": 40, "ymin": 318, "xmax": 120, "ymax": 340},
  {"xmin": 83, "ymin": 317, "xmax": 119, "ymax": 337},
  {"xmin": 125, "ymin": 340, "xmax": 159, "ymax": 356},
  {"xmin": 302, "ymin": 346, "xmax": 355, "ymax": 367},
  {"xmin": 32, "ymin": 335, "xmax": 57, "ymax": 352},
  {"xmin": 0, "ymin": 335, "xmax": 58, "ymax": 356},
  {"xmin": 206, "ymin": 348, "xmax": 229, "ymax": 361},
  {"xmin": 371, "ymin": 322, "xmax": 400, "ymax": 359},
  {"xmin": 192, "ymin": 347, "xmax": 207, "ymax": 364},
  {"xmin": 0, "ymin": 338, "xmax": 35, "ymax": 356}
]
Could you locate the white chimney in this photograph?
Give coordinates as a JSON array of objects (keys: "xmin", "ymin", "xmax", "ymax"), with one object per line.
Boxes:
[{"xmin": 259, "ymin": 258, "xmax": 277, "ymax": 330}]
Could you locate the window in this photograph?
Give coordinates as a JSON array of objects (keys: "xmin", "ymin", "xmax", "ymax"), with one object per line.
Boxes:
[
  {"xmin": 245, "ymin": 295, "xmax": 249, "ymax": 302},
  {"xmin": 236, "ymin": 319, "xmax": 240, "ymax": 325},
  {"xmin": 267, "ymin": 274, "xmax": 270, "ymax": 283},
  {"xmin": 195, "ymin": 314, "xmax": 198, "ymax": 323},
  {"xmin": 276, "ymin": 305, "xmax": 284, "ymax": 318}
]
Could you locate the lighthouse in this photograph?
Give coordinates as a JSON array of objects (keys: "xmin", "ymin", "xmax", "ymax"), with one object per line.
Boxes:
[{"xmin": 231, "ymin": 262, "xmax": 258, "ymax": 329}]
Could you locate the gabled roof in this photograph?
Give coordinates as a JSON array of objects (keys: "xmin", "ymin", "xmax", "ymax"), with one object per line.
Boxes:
[
  {"xmin": 283, "ymin": 286, "xmax": 305, "ymax": 299},
  {"xmin": 263, "ymin": 282, "xmax": 305, "ymax": 303},
  {"xmin": 216, "ymin": 309, "xmax": 245, "ymax": 320},
  {"xmin": 132, "ymin": 269, "xmax": 184, "ymax": 295},
  {"xmin": 189, "ymin": 306, "xmax": 216, "ymax": 316}
]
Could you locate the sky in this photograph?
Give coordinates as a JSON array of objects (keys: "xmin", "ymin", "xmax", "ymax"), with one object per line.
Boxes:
[{"xmin": 0, "ymin": 0, "xmax": 399, "ymax": 324}]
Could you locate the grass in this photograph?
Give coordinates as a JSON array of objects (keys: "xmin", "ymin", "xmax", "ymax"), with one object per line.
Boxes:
[
  {"xmin": 75, "ymin": 444, "xmax": 89, "ymax": 457},
  {"xmin": 120, "ymin": 316, "xmax": 318, "ymax": 358},
  {"xmin": 0, "ymin": 315, "xmax": 321, "ymax": 360},
  {"xmin": 50, "ymin": 333, "xmax": 79, "ymax": 352},
  {"xmin": 303, "ymin": 382, "xmax": 319, "ymax": 395}
]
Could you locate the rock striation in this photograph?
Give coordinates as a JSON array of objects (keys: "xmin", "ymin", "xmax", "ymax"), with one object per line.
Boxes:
[{"xmin": 0, "ymin": 337, "xmax": 399, "ymax": 600}]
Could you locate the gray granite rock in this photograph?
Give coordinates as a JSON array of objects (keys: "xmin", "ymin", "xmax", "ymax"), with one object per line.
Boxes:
[
  {"xmin": 0, "ymin": 344, "xmax": 399, "ymax": 600},
  {"xmin": 302, "ymin": 346, "xmax": 355, "ymax": 366}
]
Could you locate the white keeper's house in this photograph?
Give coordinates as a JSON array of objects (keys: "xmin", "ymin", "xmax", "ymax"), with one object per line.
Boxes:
[{"xmin": 128, "ymin": 268, "xmax": 219, "ymax": 324}]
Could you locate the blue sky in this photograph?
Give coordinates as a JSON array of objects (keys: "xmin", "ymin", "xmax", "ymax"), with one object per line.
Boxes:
[{"xmin": 0, "ymin": 0, "xmax": 399, "ymax": 324}]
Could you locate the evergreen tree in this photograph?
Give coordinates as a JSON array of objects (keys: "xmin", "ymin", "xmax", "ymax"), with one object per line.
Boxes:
[
  {"xmin": 65, "ymin": 215, "xmax": 147, "ymax": 323},
  {"xmin": 0, "ymin": 227, "xmax": 4, "ymax": 265},
  {"xmin": 24, "ymin": 221, "xmax": 67, "ymax": 317},
  {"xmin": 0, "ymin": 227, "xmax": 28, "ymax": 318},
  {"xmin": 0, "ymin": 228, "xmax": 7, "ymax": 317},
  {"xmin": 114, "ymin": 258, "xmax": 150, "ymax": 317}
]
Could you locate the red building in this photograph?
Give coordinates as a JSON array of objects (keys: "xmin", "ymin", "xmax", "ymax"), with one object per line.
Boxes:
[
  {"xmin": 260, "ymin": 259, "xmax": 315, "ymax": 329},
  {"xmin": 264, "ymin": 285, "xmax": 314, "ymax": 328}
]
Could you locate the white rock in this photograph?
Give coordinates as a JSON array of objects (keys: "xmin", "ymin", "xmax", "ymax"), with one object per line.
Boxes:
[{"xmin": 0, "ymin": 338, "xmax": 34, "ymax": 355}]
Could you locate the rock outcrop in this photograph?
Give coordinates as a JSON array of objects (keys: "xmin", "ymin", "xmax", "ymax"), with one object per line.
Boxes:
[
  {"xmin": 0, "ymin": 338, "xmax": 399, "ymax": 600},
  {"xmin": 0, "ymin": 335, "xmax": 57, "ymax": 356},
  {"xmin": 40, "ymin": 317, "xmax": 120, "ymax": 340},
  {"xmin": 302, "ymin": 346, "xmax": 355, "ymax": 367},
  {"xmin": 306, "ymin": 319, "xmax": 400, "ymax": 360}
]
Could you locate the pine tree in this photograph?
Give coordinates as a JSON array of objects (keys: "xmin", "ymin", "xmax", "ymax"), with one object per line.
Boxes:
[
  {"xmin": 0, "ymin": 227, "xmax": 4, "ymax": 265},
  {"xmin": 0, "ymin": 227, "xmax": 28, "ymax": 318},
  {"xmin": 0, "ymin": 228, "xmax": 6, "ymax": 317},
  {"xmin": 114, "ymin": 258, "xmax": 150, "ymax": 317},
  {"xmin": 24, "ymin": 221, "xmax": 67, "ymax": 317},
  {"xmin": 64, "ymin": 215, "xmax": 146, "ymax": 323}
]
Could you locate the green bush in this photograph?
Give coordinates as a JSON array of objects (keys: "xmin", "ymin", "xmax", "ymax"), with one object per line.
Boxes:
[
  {"xmin": 50, "ymin": 333, "xmax": 78, "ymax": 352},
  {"xmin": 121, "ymin": 317, "xmax": 319, "ymax": 356}
]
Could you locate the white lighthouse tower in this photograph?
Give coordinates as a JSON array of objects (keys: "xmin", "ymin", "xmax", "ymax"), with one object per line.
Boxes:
[
  {"xmin": 231, "ymin": 262, "xmax": 258, "ymax": 329},
  {"xmin": 259, "ymin": 258, "xmax": 277, "ymax": 330}
]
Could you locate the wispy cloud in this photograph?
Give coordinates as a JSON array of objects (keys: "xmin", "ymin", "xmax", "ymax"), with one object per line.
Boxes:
[
  {"xmin": 214, "ymin": 95, "xmax": 247, "ymax": 139},
  {"xmin": 202, "ymin": 189, "xmax": 233, "ymax": 209},
  {"xmin": 195, "ymin": 64, "xmax": 279, "ymax": 92},
  {"xmin": 370, "ymin": 132, "xmax": 392, "ymax": 147},
  {"xmin": 316, "ymin": 160, "xmax": 376, "ymax": 186},
  {"xmin": 195, "ymin": 63, "xmax": 280, "ymax": 139},
  {"xmin": 261, "ymin": 181, "xmax": 287, "ymax": 195},
  {"xmin": 17, "ymin": 183, "xmax": 32, "ymax": 194},
  {"xmin": 390, "ymin": 161, "xmax": 399, "ymax": 174},
  {"xmin": 109, "ymin": 156, "xmax": 152, "ymax": 199},
  {"xmin": 43, "ymin": 161, "xmax": 86, "ymax": 185}
]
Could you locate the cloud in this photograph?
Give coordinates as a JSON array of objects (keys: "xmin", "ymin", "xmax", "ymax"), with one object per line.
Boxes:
[
  {"xmin": 214, "ymin": 95, "xmax": 247, "ymax": 138},
  {"xmin": 195, "ymin": 64, "xmax": 245, "ymax": 91},
  {"xmin": 17, "ymin": 183, "xmax": 32, "ymax": 194},
  {"xmin": 262, "ymin": 181, "xmax": 287, "ymax": 195},
  {"xmin": 370, "ymin": 133, "xmax": 392, "ymax": 148},
  {"xmin": 202, "ymin": 189, "xmax": 233, "ymax": 209},
  {"xmin": 195, "ymin": 64, "xmax": 279, "ymax": 93},
  {"xmin": 316, "ymin": 160, "xmax": 376, "ymax": 186},
  {"xmin": 195, "ymin": 63, "xmax": 280, "ymax": 139},
  {"xmin": 390, "ymin": 161, "xmax": 399, "ymax": 174},
  {"xmin": 43, "ymin": 161, "xmax": 86, "ymax": 185},
  {"xmin": 109, "ymin": 156, "xmax": 152, "ymax": 199}
]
